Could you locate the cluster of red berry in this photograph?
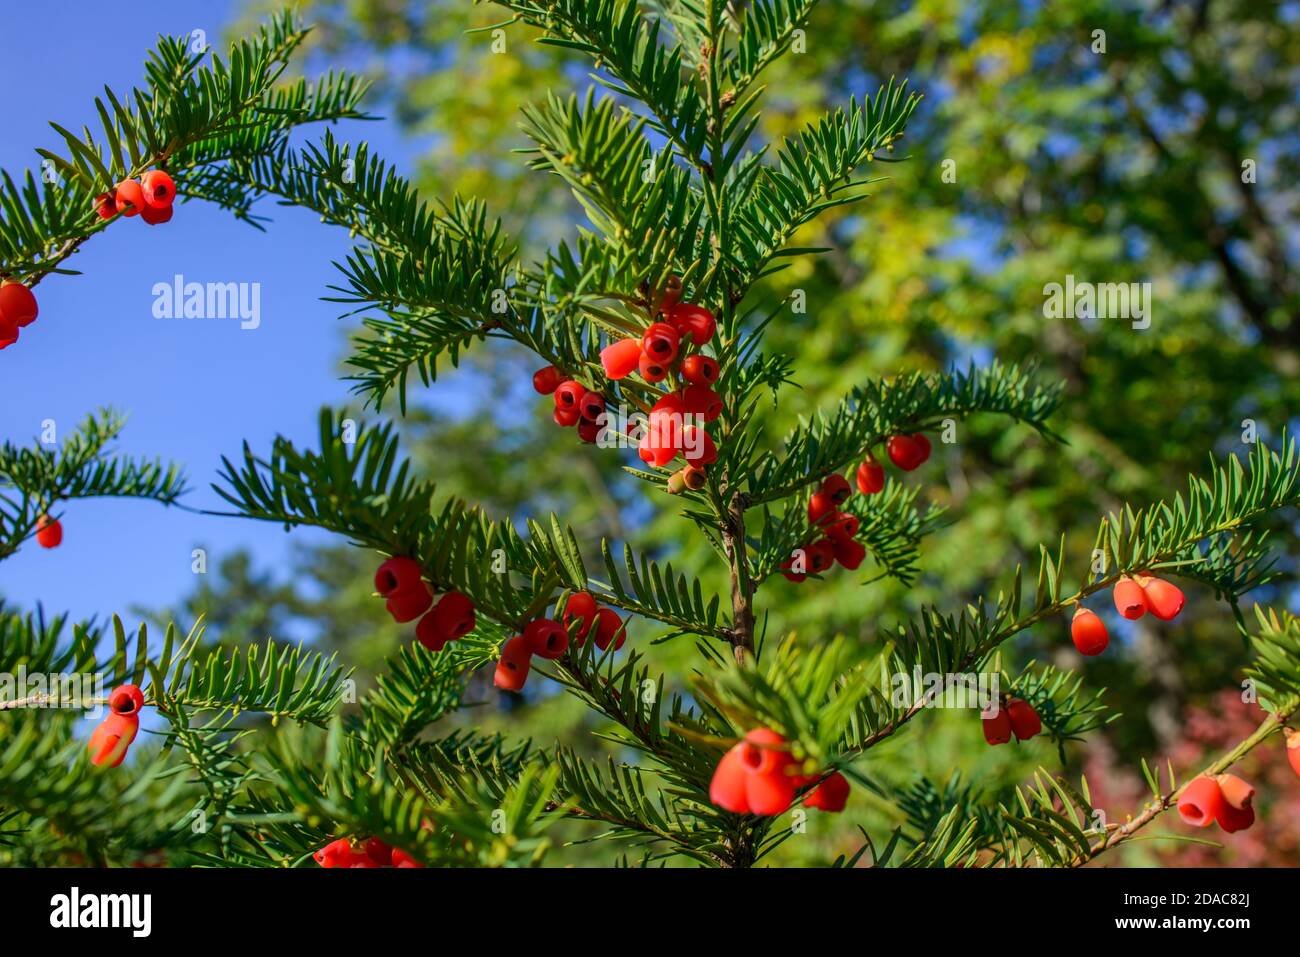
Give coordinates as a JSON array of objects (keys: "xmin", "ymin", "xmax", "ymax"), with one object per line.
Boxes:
[
  {"xmin": 1070, "ymin": 573, "xmax": 1185, "ymax": 656},
  {"xmin": 1177, "ymin": 773, "xmax": 1256, "ymax": 833},
  {"xmin": 0, "ymin": 280, "xmax": 39, "ymax": 352},
  {"xmin": 314, "ymin": 836, "xmax": 423, "ymax": 868},
  {"xmin": 709, "ymin": 728, "xmax": 850, "ymax": 816},
  {"xmin": 87, "ymin": 684, "xmax": 144, "ymax": 768},
  {"xmin": 495, "ymin": 591, "xmax": 627, "ymax": 692},
  {"xmin": 95, "ymin": 169, "xmax": 177, "ymax": 225},
  {"xmin": 534, "ymin": 366, "xmax": 608, "ymax": 444},
  {"xmin": 373, "ymin": 556, "xmax": 477, "ymax": 651},
  {"xmin": 981, "ymin": 696, "xmax": 1042, "ymax": 745}
]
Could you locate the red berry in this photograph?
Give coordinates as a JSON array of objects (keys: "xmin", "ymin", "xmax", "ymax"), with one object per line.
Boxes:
[
  {"xmin": 738, "ymin": 729, "xmax": 795, "ymax": 815},
  {"xmin": 554, "ymin": 380, "xmax": 586, "ymax": 410},
  {"xmin": 374, "ymin": 556, "xmax": 423, "ymax": 597},
  {"xmin": 1070, "ymin": 607, "xmax": 1109, "ymax": 656},
  {"xmin": 390, "ymin": 848, "xmax": 424, "ymax": 868},
  {"xmin": 577, "ymin": 419, "xmax": 601, "ymax": 443},
  {"xmin": 641, "ymin": 322, "xmax": 681, "ymax": 365},
  {"xmin": 563, "ymin": 592, "xmax": 599, "ymax": 643},
  {"xmin": 494, "ymin": 635, "xmax": 532, "ymax": 691},
  {"xmin": 314, "ymin": 838, "xmax": 360, "ymax": 868},
  {"xmin": 804, "ymin": 771, "xmax": 850, "ymax": 812},
  {"xmin": 554, "ymin": 405, "xmax": 581, "ymax": 427},
  {"xmin": 523, "ymin": 617, "xmax": 569, "ymax": 659},
  {"xmin": 820, "ymin": 473, "xmax": 851, "ymax": 505},
  {"xmin": 982, "ymin": 708, "xmax": 1012, "ymax": 745},
  {"xmin": 415, "ymin": 611, "xmax": 450, "ymax": 652},
  {"xmin": 638, "ymin": 352, "xmax": 670, "ymax": 383},
  {"xmin": 781, "ymin": 549, "xmax": 808, "ymax": 582},
  {"xmin": 805, "ymin": 539, "xmax": 835, "ymax": 575},
  {"xmin": 824, "ymin": 512, "xmax": 860, "ymax": 540},
  {"xmin": 680, "ymin": 425, "xmax": 716, "ymax": 467},
  {"xmin": 430, "ymin": 591, "xmax": 476, "ymax": 641},
  {"xmin": 911, "ymin": 433, "xmax": 932, "ymax": 463},
  {"xmin": 709, "ymin": 745, "xmax": 751, "ymax": 813},
  {"xmin": 638, "ymin": 431, "xmax": 678, "ymax": 468},
  {"xmin": 364, "ymin": 837, "xmax": 392, "ymax": 865},
  {"xmin": 886, "ymin": 435, "xmax": 924, "ymax": 471},
  {"xmin": 1286, "ymin": 728, "xmax": 1300, "ymax": 779},
  {"xmin": 140, "ymin": 203, "xmax": 173, "ymax": 225},
  {"xmin": 1113, "ymin": 576, "xmax": 1148, "ymax": 620},
  {"xmin": 109, "ymin": 684, "xmax": 144, "ymax": 716},
  {"xmin": 1177, "ymin": 776, "xmax": 1227, "ymax": 828},
  {"xmin": 115, "ymin": 178, "xmax": 145, "ymax": 217},
  {"xmin": 831, "ymin": 536, "xmax": 866, "ymax": 570},
  {"xmin": 579, "ymin": 391, "xmax": 606, "ymax": 422},
  {"xmin": 386, "ymin": 583, "xmax": 433, "ymax": 623},
  {"xmin": 532, "ymin": 365, "xmax": 562, "ymax": 394},
  {"xmin": 667, "ymin": 303, "xmax": 716, "ymax": 345},
  {"xmin": 1005, "ymin": 698, "xmax": 1041, "ymax": 741},
  {"xmin": 600, "ymin": 338, "xmax": 642, "ymax": 380},
  {"xmin": 1138, "ymin": 575, "xmax": 1184, "ymax": 621},
  {"xmin": 0, "ymin": 282, "xmax": 39, "ymax": 328},
  {"xmin": 94, "ymin": 192, "xmax": 117, "ymax": 219},
  {"xmin": 680, "ymin": 354, "xmax": 719, "ymax": 385},
  {"xmin": 593, "ymin": 607, "xmax": 626, "ymax": 651},
  {"xmin": 681, "ymin": 384, "xmax": 722, "ymax": 422},
  {"xmin": 35, "ymin": 515, "xmax": 62, "ymax": 548},
  {"xmin": 140, "ymin": 169, "xmax": 176, "ymax": 209}
]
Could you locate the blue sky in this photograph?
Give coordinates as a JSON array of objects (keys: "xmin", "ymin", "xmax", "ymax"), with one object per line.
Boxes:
[{"xmin": 0, "ymin": 1, "xmax": 425, "ymax": 625}]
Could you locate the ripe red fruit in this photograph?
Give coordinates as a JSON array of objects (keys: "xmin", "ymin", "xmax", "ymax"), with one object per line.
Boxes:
[
  {"xmin": 386, "ymin": 583, "xmax": 433, "ymax": 623},
  {"xmin": 1177, "ymin": 776, "xmax": 1226, "ymax": 828},
  {"xmin": 140, "ymin": 169, "xmax": 176, "ymax": 208},
  {"xmin": 374, "ymin": 556, "xmax": 424, "ymax": 597},
  {"xmin": 600, "ymin": 338, "xmax": 642, "ymax": 379},
  {"xmin": 911, "ymin": 433, "xmax": 932, "ymax": 463},
  {"xmin": 638, "ymin": 352, "xmax": 670, "ymax": 383},
  {"xmin": 886, "ymin": 435, "xmax": 924, "ymax": 471},
  {"xmin": 982, "ymin": 707, "xmax": 1012, "ymax": 745},
  {"xmin": 856, "ymin": 459, "xmax": 885, "ymax": 495},
  {"xmin": 738, "ymin": 729, "xmax": 795, "ymax": 815},
  {"xmin": 681, "ymin": 384, "xmax": 722, "ymax": 422},
  {"xmin": 808, "ymin": 491, "xmax": 837, "ymax": 526},
  {"xmin": 680, "ymin": 425, "xmax": 717, "ymax": 466},
  {"xmin": 831, "ymin": 536, "xmax": 866, "ymax": 571},
  {"xmin": 390, "ymin": 848, "xmax": 424, "ymax": 868},
  {"xmin": 593, "ymin": 607, "xmax": 626, "ymax": 651},
  {"xmin": 820, "ymin": 473, "xmax": 851, "ymax": 505},
  {"xmin": 805, "ymin": 539, "xmax": 835, "ymax": 575},
  {"xmin": 114, "ymin": 178, "xmax": 145, "ymax": 216},
  {"xmin": 554, "ymin": 405, "xmax": 581, "ymax": 427},
  {"xmin": 430, "ymin": 591, "xmax": 476, "ymax": 641},
  {"xmin": 642, "ymin": 321, "xmax": 681, "ymax": 365},
  {"xmin": 781, "ymin": 549, "xmax": 808, "ymax": 583},
  {"xmin": 0, "ymin": 281, "xmax": 39, "ymax": 327},
  {"xmin": 364, "ymin": 837, "xmax": 393, "ymax": 866},
  {"xmin": 140, "ymin": 204, "xmax": 173, "ymax": 225},
  {"xmin": 524, "ymin": 618, "xmax": 569, "ymax": 659},
  {"xmin": 415, "ymin": 611, "xmax": 451, "ymax": 652},
  {"xmin": 824, "ymin": 512, "xmax": 860, "ymax": 540},
  {"xmin": 494, "ymin": 635, "xmax": 532, "ymax": 691},
  {"xmin": 94, "ymin": 192, "xmax": 117, "ymax": 219},
  {"xmin": 668, "ymin": 303, "xmax": 716, "ymax": 344},
  {"xmin": 1285, "ymin": 728, "xmax": 1300, "ymax": 778},
  {"xmin": 638, "ymin": 431, "xmax": 678, "ymax": 468},
  {"xmin": 804, "ymin": 771, "xmax": 850, "ymax": 812},
  {"xmin": 314, "ymin": 838, "xmax": 362, "ymax": 868},
  {"xmin": 577, "ymin": 419, "xmax": 601, "ymax": 443},
  {"xmin": 1006, "ymin": 698, "xmax": 1041, "ymax": 741},
  {"xmin": 532, "ymin": 365, "xmax": 562, "ymax": 394},
  {"xmin": 709, "ymin": 745, "xmax": 751, "ymax": 813},
  {"xmin": 680, "ymin": 354, "xmax": 719, "ymax": 385},
  {"xmin": 1070, "ymin": 607, "xmax": 1109, "ymax": 656},
  {"xmin": 35, "ymin": 515, "xmax": 62, "ymax": 548},
  {"xmin": 579, "ymin": 391, "xmax": 606, "ymax": 422},
  {"xmin": 109, "ymin": 684, "xmax": 145, "ymax": 716},
  {"xmin": 563, "ymin": 591, "xmax": 599, "ymax": 643},
  {"xmin": 1113, "ymin": 576, "xmax": 1148, "ymax": 620},
  {"xmin": 554, "ymin": 380, "xmax": 586, "ymax": 410},
  {"xmin": 88, "ymin": 687, "xmax": 143, "ymax": 768},
  {"xmin": 1138, "ymin": 575, "xmax": 1185, "ymax": 621}
]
